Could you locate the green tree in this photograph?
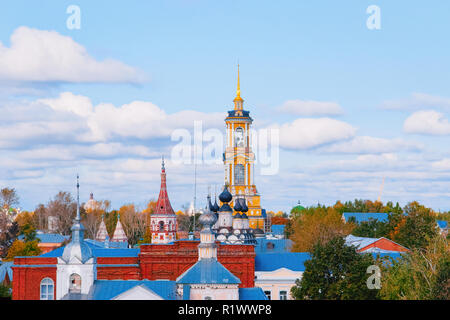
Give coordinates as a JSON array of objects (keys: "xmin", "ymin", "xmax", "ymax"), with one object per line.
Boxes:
[
  {"xmin": 380, "ymin": 235, "xmax": 449, "ymax": 300},
  {"xmin": 350, "ymin": 218, "xmax": 389, "ymax": 238},
  {"xmin": 291, "ymin": 237, "xmax": 378, "ymax": 300},
  {"xmin": 390, "ymin": 202, "xmax": 437, "ymax": 250},
  {"xmin": 0, "ymin": 283, "xmax": 12, "ymax": 298}
]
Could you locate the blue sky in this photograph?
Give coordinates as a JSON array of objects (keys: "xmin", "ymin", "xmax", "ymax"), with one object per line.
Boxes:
[{"xmin": 0, "ymin": 0, "xmax": 449, "ymax": 212}]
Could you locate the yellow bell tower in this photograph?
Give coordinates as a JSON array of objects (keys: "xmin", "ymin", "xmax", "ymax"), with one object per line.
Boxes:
[{"xmin": 223, "ymin": 65, "xmax": 265, "ymax": 231}]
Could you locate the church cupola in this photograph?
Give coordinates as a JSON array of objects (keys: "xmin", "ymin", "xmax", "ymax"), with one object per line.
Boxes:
[{"xmin": 57, "ymin": 175, "xmax": 96, "ymax": 300}]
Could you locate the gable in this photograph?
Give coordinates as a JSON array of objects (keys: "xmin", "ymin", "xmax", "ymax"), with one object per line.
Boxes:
[
  {"xmin": 359, "ymin": 237, "xmax": 409, "ymax": 252},
  {"xmin": 112, "ymin": 285, "xmax": 164, "ymax": 300}
]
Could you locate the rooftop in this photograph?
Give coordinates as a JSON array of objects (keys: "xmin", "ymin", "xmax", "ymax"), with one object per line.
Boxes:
[
  {"xmin": 255, "ymin": 252, "xmax": 310, "ymax": 272},
  {"xmin": 176, "ymin": 258, "xmax": 241, "ymax": 285},
  {"xmin": 342, "ymin": 212, "xmax": 388, "ymax": 223}
]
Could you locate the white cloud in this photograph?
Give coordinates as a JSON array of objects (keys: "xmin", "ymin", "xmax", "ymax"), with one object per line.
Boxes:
[
  {"xmin": 432, "ymin": 158, "xmax": 450, "ymax": 171},
  {"xmin": 0, "ymin": 92, "xmax": 224, "ymax": 147},
  {"xmin": 403, "ymin": 110, "xmax": 450, "ymax": 135},
  {"xmin": 0, "ymin": 26, "xmax": 144, "ymax": 83},
  {"xmin": 275, "ymin": 118, "xmax": 356, "ymax": 149},
  {"xmin": 382, "ymin": 93, "xmax": 450, "ymax": 112},
  {"xmin": 278, "ymin": 99, "xmax": 344, "ymax": 116},
  {"xmin": 322, "ymin": 136, "xmax": 424, "ymax": 154}
]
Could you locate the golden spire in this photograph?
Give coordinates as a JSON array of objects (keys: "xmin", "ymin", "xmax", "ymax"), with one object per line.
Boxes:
[
  {"xmin": 236, "ymin": 63, "xmax": 241, "ymax": 99},
  {"xmin": 233, "ymin": 63, "xmax": 243, "ymax": 110}
]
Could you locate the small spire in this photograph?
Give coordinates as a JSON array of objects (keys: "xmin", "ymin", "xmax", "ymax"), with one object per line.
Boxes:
[
  {"xmin": 76, "ymin": 174, "xmax": 80, "ymax": 222},
  {"xmin": 236, "ymin": 63, "xmax": 241, "ymax": 99},
  {"xmin": 161, "ymin": 155, "xmax": 165, "ymax": 171}
]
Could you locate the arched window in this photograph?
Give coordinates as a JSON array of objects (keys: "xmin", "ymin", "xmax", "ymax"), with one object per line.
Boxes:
[
  {"xmin": 159, "ymin": 221, "xmax": 165, "ymax": 231},
  {"xmin": 69, "ymin": 273, "xmax": 81, "ymax": 293},
  {"xmin": 235, "ymin": 127, "xmax": 244, "ymax": 147},
  {"xmin": 40, "ymin": 278, "xmax": 54, "ymax": 300}
]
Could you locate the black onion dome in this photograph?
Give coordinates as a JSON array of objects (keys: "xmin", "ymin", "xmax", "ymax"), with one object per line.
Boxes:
[
  {"xmin": 207, "ymin": 195, "xmax": 214, "ymax": 211},
  {"xmin": 219, "ymin": 203, "xmax": 233, "ymax": 212},
  {"xmin": 240, "ymin": 198, "xmax": 248, "ymax": 213},
  {"xmin": 234, "ymin": 199, "xmax": 242, "ymax": 212},
  {"xmin": 212, "ymin": 198, "xmax": 220, "ymax": 212},
  {"xmin": 219, "ymin": 185, "xmax": 232, "ymax": 203}
]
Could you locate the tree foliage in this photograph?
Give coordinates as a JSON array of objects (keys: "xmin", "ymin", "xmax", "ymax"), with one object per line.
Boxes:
[
  {"xmin": 349, "ymin": 217, "xmax": 390, "ymax": 238},
  {"xmin": 389, "ymin": 201, "xmax": 438, "ymax": 250},
  {"xmin": 290, "ymin": 206, "xmax": 354, "ymax": 252},
  {"xmin": 380, "ymin": 235, "xmax": 449, "ymax": 300},
  {"xmin": 291, "ymin": 237, "xmax": 378, "ymax": 300},
  {"xmin": 46, "ymin": 191, "xmax": 76, "ymax": 235},
  {"xmin": 4, "ymin": 239, "xmax": 41, "ymax": 261},
  {"xmin": 0, "ymin": 221, "xmax": 19, "ymax": 258},
  {"xmin": 0, "ymin": 187, "xmax": 19, "ymax": 209}
]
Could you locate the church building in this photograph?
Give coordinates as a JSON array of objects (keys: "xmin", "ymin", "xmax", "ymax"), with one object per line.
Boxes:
[{"xmin": 223, "ymin": 65, "xmax": 266, "ymax": 232}]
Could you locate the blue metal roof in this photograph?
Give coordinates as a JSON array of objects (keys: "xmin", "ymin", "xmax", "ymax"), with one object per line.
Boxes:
[
  {"xmin": 182, "ymin": 284, "xmax": 190, "ymax": 300},
  {"xmin": 345, "ymin": 235, "xmax": 408, "ymax": 252},
  {"xmin": 239, "ymin": 287, "xmax": 268, "ymax": 300},
  {"xmin": 0, "ymin": 261, "xmax": 13, "ymax": 282},
  {"xmin": 177, "ymin": 258, "xmax": 241, "ymax": 284},
  {"xmin": 18, "ymin": 233, "xmax": 69, "ymax": 243},
  {"xmin": 40, "ymin": 241, "xmax": 139, "ymax": 258},
  {"xmin": 270, "ymin": 224, "xmax": 285, "ymax": 235},
  {"xmin": 345, "ymin": 235, "xmax": 378, "ymax": 250},
  {"xmin": 371, "ymin": 252, "xmax": 403, "ymax": 261},
  {"xmin": 254, "ymin": 238, "xmax": 293, "ymax": 254},
  {"xmin": 89, "ymin": 280, "xmax": 178, "ymax": 300},
  {"xmin": 255, "ymin": 252, "xmax": 310, "ymax": 272},
  {"xmin": 437, "ymin": 220, "xmax": 448, "ymax": 229},
  {"xmin": 342, "ymin": 212, "xmax": 388, "ymax": 223}
]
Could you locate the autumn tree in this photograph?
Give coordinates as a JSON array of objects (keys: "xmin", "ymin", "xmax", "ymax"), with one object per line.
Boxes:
[
  {"xmin": 4, "ymin": 239, "xmax": 41, "ymax": 261},
  {"xmin": 4, "ymin": 223, "xmax": 41, "ymax": 261},
  {"xmin": 291, "ymin": 236, "xmax": 378, "ymax": 300},
  {"xmin": 32, "ymin": 204, "xmax": 48, "ymax": 231},
  {"xmin": 15, "ymin": 211, "xmax": 35, "ymax": 233},
  {"xmin": 380, "ymin": 234, "xmax": 449, "ymax": 300},
  {"xmin": 119, "ymin": 204, "xmax": 148, "ymax": 246},
  {"xmin": 0, "ymin": 221, "xmax": 19, "ymax": 258},
  {"xmin": 0, "ymin": 187, "xmax": 19, "ymax": 209},
  {"xmin": 81, "ymin": 199, "xmax": 112, "ymax": 239},
  {"xmin": 46, "ymin": 191, "xmax": 77, "ymax": 236},
  {"xmin": 290, "ymin": 206, "xmax": 354, "ymax": 252},
  {"xmin": 389, "ymin": 202, "xmax": 437, "ymax": 250}
]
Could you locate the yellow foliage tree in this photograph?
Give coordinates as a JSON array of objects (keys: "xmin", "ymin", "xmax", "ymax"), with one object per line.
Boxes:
[
  {"xmin": 5, "ymin": 239, "xmax": 41, "ymax": 261},
  {"xmin": 291, "ymin": 207, "xmax": 355, "ymax": 252}
]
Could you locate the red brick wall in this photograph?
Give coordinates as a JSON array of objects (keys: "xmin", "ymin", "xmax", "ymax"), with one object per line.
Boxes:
[
  {"xmin": 12, "ymin": 257, "xmax": 57, "ymax": 300},
  {"xmin": 12, "ymin": 241, "xmax": 256, "ymax": 299},
  {"xmin": 139, "ymin": 241, "xmax": 255, "ymax": 287}
]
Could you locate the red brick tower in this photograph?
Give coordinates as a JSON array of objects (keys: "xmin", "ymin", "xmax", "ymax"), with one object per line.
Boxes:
[{"xmin": 150, "ymin": 157, "xmax": 177, "ymax": 243}]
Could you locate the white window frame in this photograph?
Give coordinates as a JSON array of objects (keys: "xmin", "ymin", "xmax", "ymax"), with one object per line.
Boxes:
[{"xmin": 40, "ymin": 277, "xmax": 54, "ymax": 300}]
